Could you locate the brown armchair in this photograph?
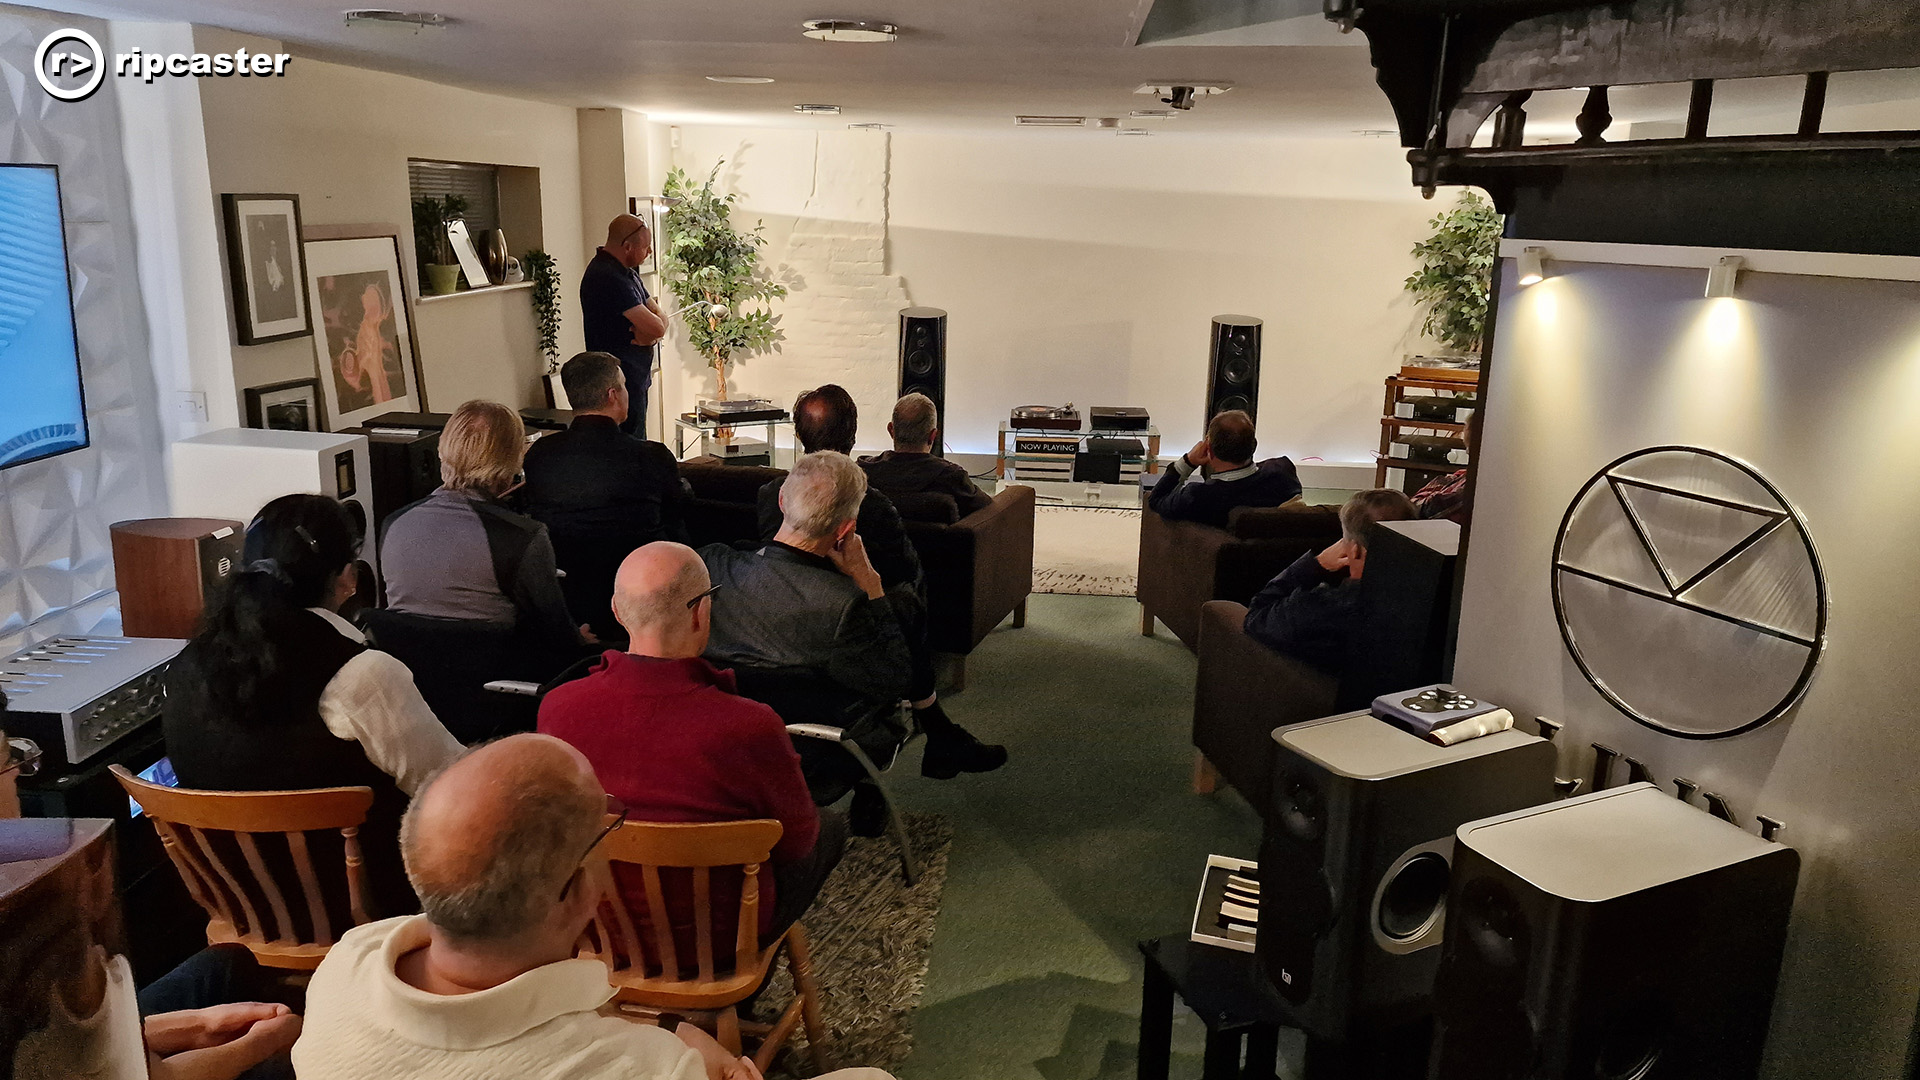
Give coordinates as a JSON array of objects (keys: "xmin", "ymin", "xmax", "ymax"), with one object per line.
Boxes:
[
  {"xmin": 1136, "ymin": 498, "xmax": 1342, "ymax": 649},
  {"xmin": 1192, "ymin": 601, "xmax": 1339, "ymax": 809},
  {"xmin": 896, "ymin": 485, "xmax": 1036, "ymax": 681},
  {"xmin": 677, "ymin": 458, "xmax": 786, "ymax": 548}
]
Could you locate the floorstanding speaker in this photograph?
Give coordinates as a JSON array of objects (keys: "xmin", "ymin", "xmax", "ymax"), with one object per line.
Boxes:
[
  {"xmin": 345, "ymin": 425, "xmax": 443, "ymax": 529},
  {"xmin": 1257, "ymin": 713, "xmax": 1558, "ymax": 1048},
  {"xmin": 109, "ymin": 518, "xmax": 244, "ymax": 638},
  {"xmin": 1431, "ymin": 783, "xmax": 1800, "ymax": 1080},
  {"xmin": 1207, "ymin": 315, "xmax": 1262, "ymax": 425},
  {"xmin": 168, "ymin": 429, "xmax": 378, "ymax": 582},
  {"xmin": 899, "ymin": 307, "xmax": 948, "ymax": 457}
]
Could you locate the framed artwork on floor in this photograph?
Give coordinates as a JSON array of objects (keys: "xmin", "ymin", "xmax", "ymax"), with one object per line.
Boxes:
[
  {"xmin": 302, "ymin": 230, "xmax": 428, "ymax": 430},
  {"xmin": 222, "ymin": 193, "xmax": 312, "ymax": 344},
  {"xmin": 243, "ymin": 378, "xmax": 324, "ymax": 432}
]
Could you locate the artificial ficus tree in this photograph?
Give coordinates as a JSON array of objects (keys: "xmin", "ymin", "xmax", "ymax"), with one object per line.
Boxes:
[
  {"xmin": 660, "ymin": 163, "xmax": 787, "ymax": 400},
  {"xmin": 1403, "ymin": 189, "xmax": 1503, "ymax": 356}
]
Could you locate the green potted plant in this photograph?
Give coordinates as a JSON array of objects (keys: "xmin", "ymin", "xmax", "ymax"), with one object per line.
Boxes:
[
  {"xmin": 660, "ymin": 163, "xmax": 787, "ymax": 401},
  {"xmin": 1403, "ymin": 190, "xmax": 1502, "ymax": 358},
  {"xmin": 411, "ymin": 194, "xmax": 467, "ymax": 296},
  {"xmin": 521, "ymin": 248, "xmax": 563, "ymax": 403}
]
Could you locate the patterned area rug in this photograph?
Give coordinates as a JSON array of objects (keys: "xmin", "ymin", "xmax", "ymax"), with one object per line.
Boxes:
[
  {"xmin": 759, "ymin": 812, "xmax": 953, "ymax": 1077},
  {"xmin": 1032, "ymin": 505, "xmax": 1141, "ymax": 597}
]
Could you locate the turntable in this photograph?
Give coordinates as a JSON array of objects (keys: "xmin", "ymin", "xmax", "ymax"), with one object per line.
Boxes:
[{"xmin": 1009, "ymin": 404, "xmax": 1081, "ymax": 432}]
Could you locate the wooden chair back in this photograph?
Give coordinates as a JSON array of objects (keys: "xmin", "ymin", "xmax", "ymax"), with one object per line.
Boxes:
[
  {"xmin": 583, "ymin": 818, "xmax": 784, "ymax": 1004},
  {"xmin": 110, "ymin": 765, "xmax": 376, "ymax": 971}
]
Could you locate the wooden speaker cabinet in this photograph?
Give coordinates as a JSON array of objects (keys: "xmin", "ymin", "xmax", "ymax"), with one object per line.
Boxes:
[{"xmin": 109, "ymin": 518, "xmax": 244, "ymax": 639}]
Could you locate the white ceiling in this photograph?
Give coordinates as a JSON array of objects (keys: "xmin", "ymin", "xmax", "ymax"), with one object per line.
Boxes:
[{"xmin": 40, "ymin": 0, "xmax": 1401, "ymax": 136}]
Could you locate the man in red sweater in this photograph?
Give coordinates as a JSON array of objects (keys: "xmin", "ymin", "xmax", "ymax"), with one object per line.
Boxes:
[{"xmin": 537, "ymin": 541, "xmax": 845, "ymax": 956}]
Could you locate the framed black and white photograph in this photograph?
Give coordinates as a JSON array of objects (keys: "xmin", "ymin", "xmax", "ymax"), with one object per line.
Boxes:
[
  {"xmin": 244, "ymin": 377, "xmax": 324, "ymax": 432},
  {"xmin": 303, "ymin": 229, "xmax": 428, "ymax": 430},
  {"xmin": 222, "ymin": 193, "xmax": 312, "ymax": 344}
]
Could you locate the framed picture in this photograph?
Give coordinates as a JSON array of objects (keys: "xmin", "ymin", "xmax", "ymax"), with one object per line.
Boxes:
[
  {"xmin": 243, "ymin": 378, "xmax": 324, "ymax": 432},
  {"xmin": 302, "ymin": 230, "xmax": 428, "ymax": 430},
  {"xmin": 222, "ymin": 194, "xmax": 312, "ymax": 344}
]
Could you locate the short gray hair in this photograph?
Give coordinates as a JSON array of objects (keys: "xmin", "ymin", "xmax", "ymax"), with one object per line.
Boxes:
[
  {"xmin": 612, "ymin": 551, "xmax": 708, "ymax": 633},
  {"xmin": 1340, "ymin": 488, "xmax": 1418, "ymax": 550},
  {"xmin": 782, "ymin": 451, "xmax": 867, "ymax": 539},
  {"xmin": 400, "ymin": 748, "xmax": 602, "ymax": 943},
  {"xmin": 891, "ymin": 393, "xmax": 939, "ymax": 449},
  {"xmin": 560, "ymin": 352, "xmax": 622, "ymax": 411}
]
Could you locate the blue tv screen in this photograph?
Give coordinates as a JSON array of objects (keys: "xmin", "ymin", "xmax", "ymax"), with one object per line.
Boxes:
[{"xmin": 0, "ymin": 164, "xmax": 88, "ymax": 469}]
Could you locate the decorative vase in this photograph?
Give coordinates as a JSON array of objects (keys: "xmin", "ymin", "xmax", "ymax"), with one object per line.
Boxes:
[
  {"xmin": 482, "ymin": 229, "xmax": 509, "ymax": 285},
  {"xmin": 424, "ymin": 264, "xmax": 461, "ymax": 296}
]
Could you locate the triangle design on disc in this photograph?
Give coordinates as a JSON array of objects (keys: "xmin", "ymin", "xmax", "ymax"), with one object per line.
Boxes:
[{"xmin": 1609, "ymin": 479, "xmax": 1786, "ymax": 595}]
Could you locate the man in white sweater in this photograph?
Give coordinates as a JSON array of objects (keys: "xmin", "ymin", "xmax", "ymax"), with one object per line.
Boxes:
[{"xmin": 292, "ymin": 733, "xmax": 888, "ymax": 1080}]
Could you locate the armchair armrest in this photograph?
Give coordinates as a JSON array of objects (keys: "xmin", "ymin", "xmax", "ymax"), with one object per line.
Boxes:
[
  {"xmin": 910, "ymin": 485, "xmax": 1036, "ymax": 655},
  {"xmin": 483, "ymin": 680, "xmax": 542, "ymax": 696},
  {"xmin": 784, "ymin": 723, "xmax": 850, "ymax": 742},
  {"xmin": 1136, "ymin": 508, "xmax": 1237, "ymax": 649}
]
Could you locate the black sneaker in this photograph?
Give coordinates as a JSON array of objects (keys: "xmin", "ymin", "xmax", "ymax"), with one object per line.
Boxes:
[
  {"xmin": 921, "ymin": 725, "xmax": 1009, "ymax": 779},
  {"xmin": 849, "ymin": 784, "xmax": 889, "ymax": 838}
]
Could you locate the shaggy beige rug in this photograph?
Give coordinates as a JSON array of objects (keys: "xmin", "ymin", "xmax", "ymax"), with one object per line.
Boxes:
[{"xmin": 1031, "ymin": 505, "xmax": 1141, "ymax": 597}]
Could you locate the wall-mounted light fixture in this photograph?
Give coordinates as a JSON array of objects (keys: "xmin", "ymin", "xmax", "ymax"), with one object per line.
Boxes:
[
  {"xmin": 1517, "ymin": 246, "xmax": 1549, "ymax": 286},
  {"xmin": 1705, "ymin": 255, "xmax": 1746, "ymax": 299}
]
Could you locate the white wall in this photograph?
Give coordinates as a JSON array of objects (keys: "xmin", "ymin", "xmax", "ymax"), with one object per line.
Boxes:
[
  {"xmin": 657, "ymin": 124, "xmax": 1458, "ymax": 464},
  {"xmin": 194, "ymin": 27, "xmax": 587, "ymax": 413},
  {"xmin": 1456, "ymin": 257, "xmax": 1920, "ymax": 1078}
]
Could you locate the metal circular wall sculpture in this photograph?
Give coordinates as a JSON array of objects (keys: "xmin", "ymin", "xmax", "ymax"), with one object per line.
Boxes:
[{"xmin": 1550, "ymin": 446, "xmax": 1827, "ymax": 740}]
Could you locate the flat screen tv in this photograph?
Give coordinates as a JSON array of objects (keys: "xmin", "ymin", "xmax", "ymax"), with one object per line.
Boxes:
[{"xmin": 0, "ymin": 163, "xmax": 87, "ymax": 469}]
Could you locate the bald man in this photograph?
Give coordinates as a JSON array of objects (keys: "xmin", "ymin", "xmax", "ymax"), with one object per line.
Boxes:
[
  {"xmin": 291, "ymin": 733, "xmax": 708, "ymax": 1079},
  {"xmin": 538, "ymin": 542, "xmax": 841, "ymax": 950},
  {"xmin": 581, "ymin": 214, "xmax": 668, "ymax": 436}
]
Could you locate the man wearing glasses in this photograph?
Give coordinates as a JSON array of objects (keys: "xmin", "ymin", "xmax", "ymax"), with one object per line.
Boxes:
[{"xmin": 579, "ymin": 214, "xmax": 666, "ymax": 437}]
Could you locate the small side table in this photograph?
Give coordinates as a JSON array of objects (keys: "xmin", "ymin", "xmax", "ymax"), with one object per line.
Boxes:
[{"xmin": 1138, "ymin": 936, "xmax": 1285, "ymax": 1080}]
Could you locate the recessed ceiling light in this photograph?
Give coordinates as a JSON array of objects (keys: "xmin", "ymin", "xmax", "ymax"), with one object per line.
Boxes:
[
  {"xmin": 1015, "ymin": 115, "xmax": 1086, "ymax": 128},
  {"xmin": 342, "ymin": 8, "xmax": 451, "ymax": 27},
  {"xmin": 1117, "ymin": 128, "xmax": 1153, "ymax": 137},
  {"xmin": 1130, "ymin": 109, "xmax": 1174, "ymax": 120},
  {"xmin": 802, "ymin": 19, "xmax": 898, "ymax": 42},
  {"xmin": 1353, "ymin": 129, "xmax": 1396, "ymax": 138},
  {"xmin": 793, "ymin": 104, "xmax": 842, "ymax": 115},
  {"xmin": 707, "ymin": 75, "xmax": 776, "ymax": 84},
  {"xmin": 848, "ymin": 122, "xmax": 892, "ymax": 130}
]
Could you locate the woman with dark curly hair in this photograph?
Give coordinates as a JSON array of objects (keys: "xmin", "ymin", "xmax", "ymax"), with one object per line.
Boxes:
[{"xmin": 162, "ymin": 493, "xmax": 461, "ymax": 920}]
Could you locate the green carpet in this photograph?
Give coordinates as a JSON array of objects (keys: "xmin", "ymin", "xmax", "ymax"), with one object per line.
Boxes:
[{"xmin": 885, "ymin": 594, "xmax": 1271, "ymax": 1080}]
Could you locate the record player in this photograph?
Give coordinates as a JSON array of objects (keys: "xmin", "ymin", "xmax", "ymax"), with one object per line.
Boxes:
[
  {"xmin": 697, "ymin": 398, "xmax": 787, "ymax": 424},
  {"xmin": 1009, "ymin": 404, "xmax": 1081, "ymax": 432}
]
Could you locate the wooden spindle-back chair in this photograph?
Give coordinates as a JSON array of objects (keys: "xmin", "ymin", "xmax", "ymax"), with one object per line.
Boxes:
[
  {"xmin": 111, "ymin": 765, "xmax": 376, "ymax": 971},
  {"xmin": 581, "ymin": 818, "xmax": 830, "ymax": 1075}
]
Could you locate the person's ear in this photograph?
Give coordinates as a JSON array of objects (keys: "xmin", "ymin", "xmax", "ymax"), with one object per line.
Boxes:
[
  {"xmin": 835, "ymin": 519, "xmax": 857, "ymax": 545},
  {"xmin": 887, "ymin": 421, "xmax": 897, "ymax": 441}
]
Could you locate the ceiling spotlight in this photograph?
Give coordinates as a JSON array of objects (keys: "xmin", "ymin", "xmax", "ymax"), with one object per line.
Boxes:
[
  {"xmin": 793, "ymin": 104, "xmax": 842, "ymax": 115},
  {"xmin": 343, "ymin": 8, "xmax": 451, "ymax": 27},
  {"xmin": 802, "ymin": 19, "xmax": 898, "ymax": 42},
  {"xmin": 1517, "ymin": 246, "xmax": 1548, "ymax": 286},
  {"xmin": 1117, "ymin": 129, "xmax": 1153, "ymax": 137},
  {"xmin": 707, "ymin": 75, "xmax": 776, "ymax": 84},
  {"xmin": 1130, "ymin": 110, "xmax": 1174, "ymax": 120},
  {"xmin": 1015, "ymin": 115, "xmax": 1087, "ymax": 128},
  {"xmin": 1134, "ymin": 83, "xmax": 1232, "ymax": 110},
  {"xmin": 1705, "ymin": 255, "xmax": 1745, "ymax": 299},
  {"xmin": 847, "ymin": 122, "xmax": 892, "ymax": 130},
  {"xmin": 1094, "ymin": 117, "xmax": 1119, "ymax": 129}
]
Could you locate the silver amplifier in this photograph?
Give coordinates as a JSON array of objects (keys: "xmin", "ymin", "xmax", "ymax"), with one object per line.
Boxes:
[{"xmin": 0, "ymin": 636, "xmax": 186, "ymax": 770}]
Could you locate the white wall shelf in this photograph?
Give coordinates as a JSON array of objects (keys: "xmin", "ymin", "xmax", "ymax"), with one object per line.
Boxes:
[{"xmin": 415, "ymin": 281, "xmax": 533, "ymax": 305}]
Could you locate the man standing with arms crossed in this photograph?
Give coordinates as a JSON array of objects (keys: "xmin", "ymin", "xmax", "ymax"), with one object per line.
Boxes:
[{"xmin": 580, "ymin": 214, "xmax": 667, "ymax": 437}]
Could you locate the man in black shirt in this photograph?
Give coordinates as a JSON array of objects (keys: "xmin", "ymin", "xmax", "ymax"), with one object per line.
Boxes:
[
  {"xmin": 521, "ymin": 352, "xmax": 687, "ymax": 643},
  {"xmin": 860, "ymin": 393, "xmax": 993, "ymax": 517},
  {"xmin": 1243, "ymin": 488, "xmax": 1416, "ymax": 673},
  {"xmin": 1148, "ymin": 409, "xmax": 1303, "ymax": 529},
  {"xmin": 578, "ymin": 214, "xmax": 666, "ymax": 437}
]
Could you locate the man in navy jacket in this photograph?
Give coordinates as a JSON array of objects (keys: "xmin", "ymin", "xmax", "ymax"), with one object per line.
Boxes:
[{"xmin": 1147, "ymin": 410, "xmax": 1302, "ymax": 528}]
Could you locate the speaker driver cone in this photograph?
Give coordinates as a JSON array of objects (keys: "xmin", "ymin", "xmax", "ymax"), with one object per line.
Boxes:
[
  {"xmin": 906, "ymin": 349, "xmax": 936, "ymax": 376},
  {"xmin": 1378, "ymin": 852, "xmax": 1451, "ymax": 941}
]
